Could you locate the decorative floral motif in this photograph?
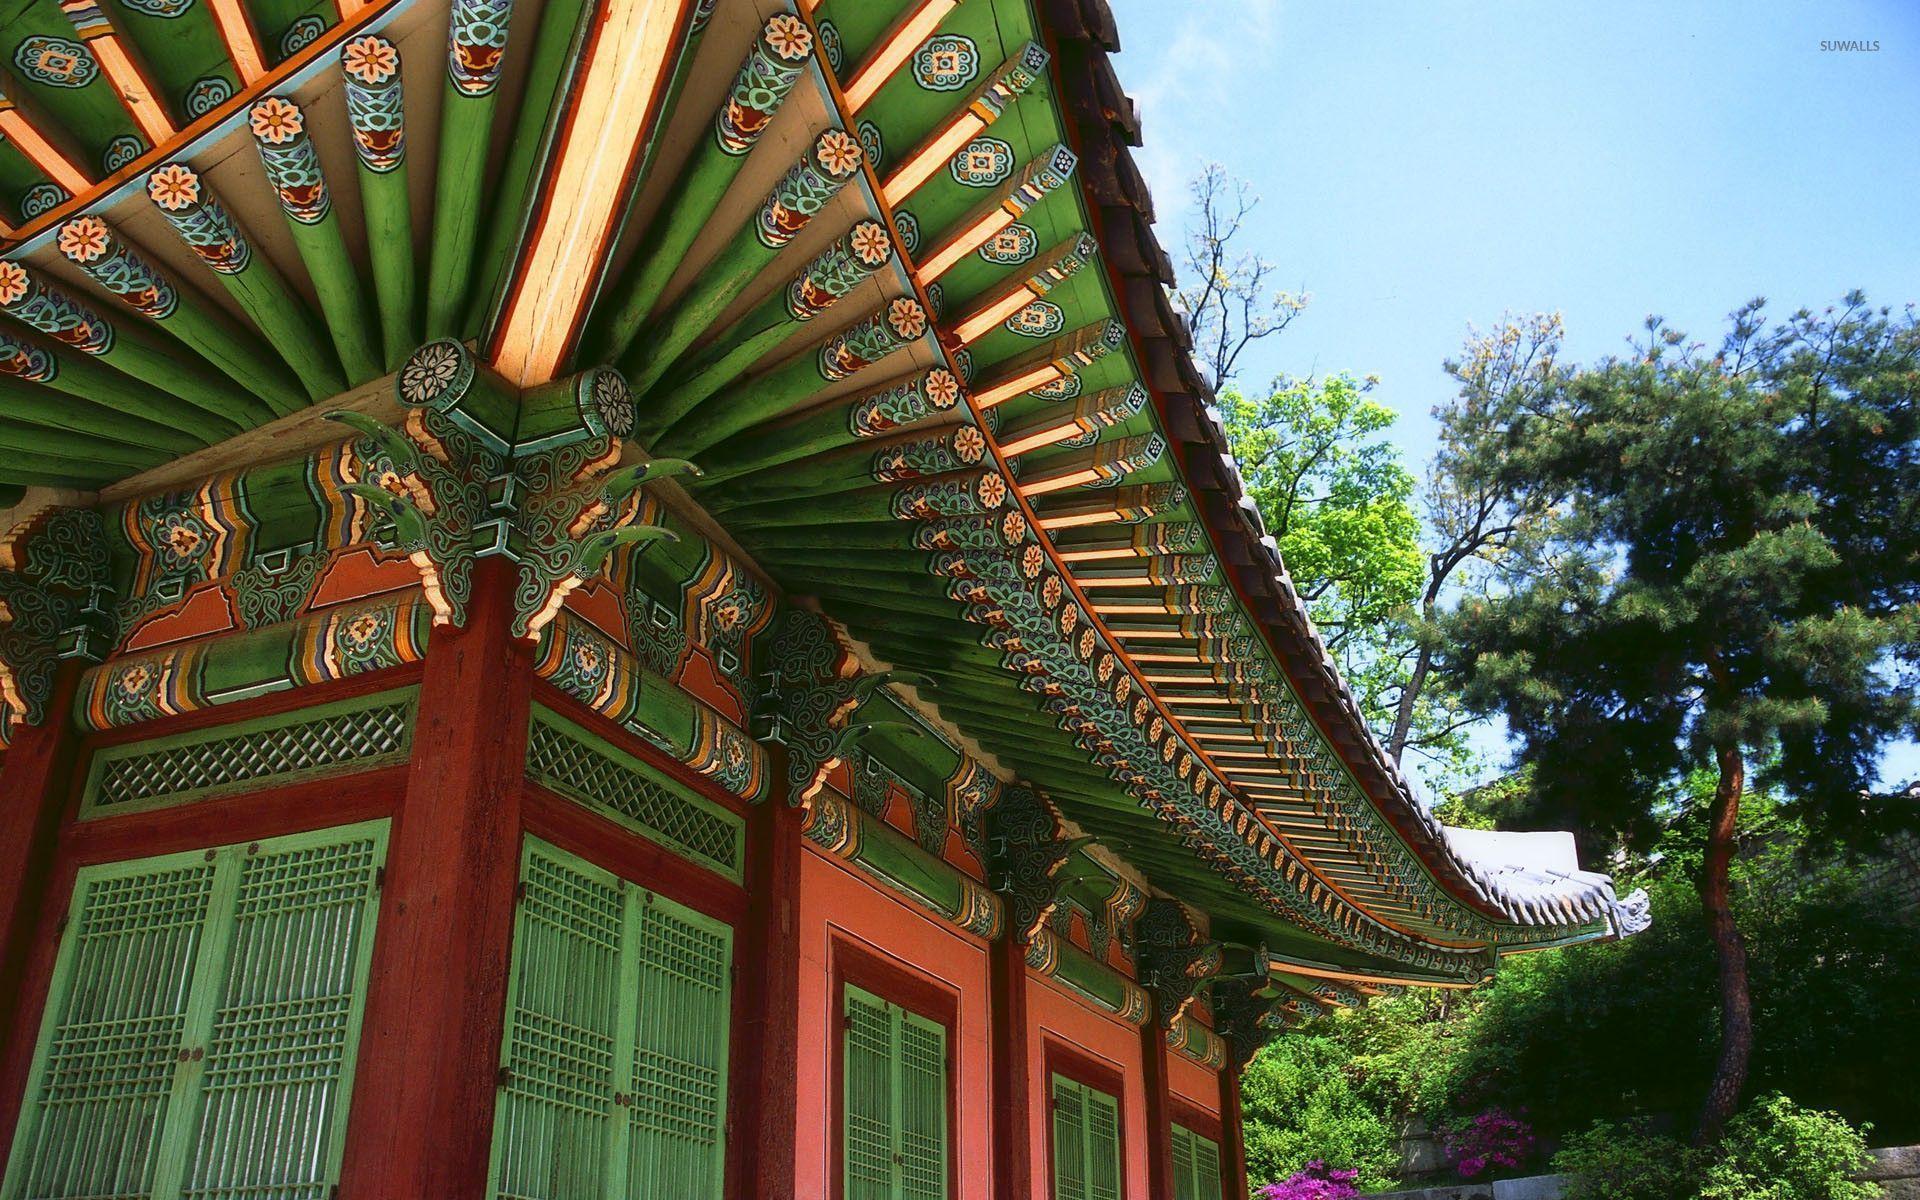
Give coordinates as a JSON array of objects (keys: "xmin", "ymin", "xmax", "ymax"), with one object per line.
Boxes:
[
  {"xmin": 950, "ymin": 137, "xmax": 1014, "ymax": 187},
  {"xmin": 856, "ymin": 119, "xmax": 882, "ymax": 168},
  {"xmin": 56, "ymin": 218, "xmax": 108, "ymax": 263},
  {"xmin": 715, "ymin": 12, "xmax": 810, "ymax": 155},
  {"xmin": 978, "ymin": 222, "xmax": 1038, "ymax": 264},
  {"xmin": 399, "ymin": 340, "xmax": 467, "ymax": 405},
  {"xmin": 1005, "ymin": 299, "xmax": 1065, "ymax": 337},
  {"xmin": 887, "ymin": 296, "xmax": 927, "ymax": 340},
  {"xmin": 849, "ymin": 220, "xmax": 892, "ymax": 266},
  {"xmin": 20, "ymin": 185, "xmax": 64, "ymax": 219},
  {"xmin": 764, "ymin": 12, "xmax": 810, "ymax": 60},
  {"xmin": 589, "ymin": 370, "xmax": 634, "ymax": 437},
  {"xmin": 146, "ymin": 164, "xmax": 199, "ymax": 211},
  {"xmin": 279, "ymin": 15, "xmax": 325, "ymax": 58},
  {"xmin": 816, "ymin": 127, "xmax": 862, "ymax": 177},
  {"xmin": 912, "ymin": 35, "xmax": 978, "ymax": 90},
  {"xmin": 892, "ymin": 209, "xmax": 919, "ymax": 254},
  {"xmin": 343, "ymin": 36, "xmax": 406, "ymax": 172},
  {"xmin": 343, "ymin": 35, "xmax": 399, "ymax": 83},
  {"xmin": 182, "ymin": 76, "xmax": 231, "ymax": 118},
  {"xmin": 0, "ymin": 264, "xmax": 29, "ymax": 308},
  {"xmin": 15, "ymin": 37, "xmax": 97, "ymax": 88},
  {"xmin": 816, "ymin": 19, "xmax": 842, "ymax": 70},
  {"xmin": 248, "ymin": 96, "xmax": 304, "ymax": 144}
]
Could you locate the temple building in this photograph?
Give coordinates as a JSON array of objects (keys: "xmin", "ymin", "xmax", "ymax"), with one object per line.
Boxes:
[{"xmin": 0, "ymin": 0, "xmax": 1648, "ymax": 1196}]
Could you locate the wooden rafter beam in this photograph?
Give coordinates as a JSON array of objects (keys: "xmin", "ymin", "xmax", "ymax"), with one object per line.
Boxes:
[
  {"xmin": 57, "ymin": 0, "xmax": 176, "ymax": 144},
  {"xmin": 207, "ymin": 0, "xmax": 269, "ymax": 84},
  {"xmin": 487, "ymin": 0, "xmax": 692, "ymax": 384},
  {"xmin": 840, "ymin": 0, "xmax": 959, "ymax": 112},
  {"xmin": 0, "ymin": 89, "xmax": 91, "ymax": 197}
]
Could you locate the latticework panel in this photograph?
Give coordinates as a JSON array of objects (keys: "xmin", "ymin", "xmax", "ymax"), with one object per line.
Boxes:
[
  {"xmin": 180, "ymin": 836, "xmax": 384, "ymax": 1199},
  {"xmin": 491, "ymin": 849, "xmax": 624, "ymax": 1200},
  {"xmin": 626, "ymin": 899, "xmax": 731, "ymax": 1197},
  {"xmin": 489, "ymin": 840, "xmax": 731, "ymax": 1200},
  {"xmin": 6, "ymin": 863, "xmax": 216, "ymax": 1199},
  {"xmin": 524, "ymin": 711, "xmax": 742, "ymax": 878},
  {"xmin": 86, "ymin": 694, "xmax": 415, "ymax": 815},
  {"xmin": 4, "ymin": 825, "xmax": 386, "ymax": 1200}
]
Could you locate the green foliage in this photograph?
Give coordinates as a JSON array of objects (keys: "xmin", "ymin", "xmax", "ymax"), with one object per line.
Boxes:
[
  {"xmin": 1219, "ymin": 373, "xmax": 1481, "ymax": 782},
  {"xmin": 1219, "ymin": 374, "xmax": 1424, "ymax": 654},
  {"xmin": 1700, "ymin": 1096, "xmax": 1882, "ymax": 1200},
  {"xmin": 1552, "ymin": 1120, "xmax": 1704, "ymax": 1200},
  {"xmin": 1236, "ymin": 808, "xmax": 1920, "ymax": 1185},
  {"xmin": 1239, "ymin": 1034, "xmax": 1403, "ymax": 1192},
  {"xmin": 1438, "ymin": 293, "xmax": 1920, "ymax": 856},
  {"xmin": 1447, "ymin": 811, "xmax": 1920, "ymax": 1141}
]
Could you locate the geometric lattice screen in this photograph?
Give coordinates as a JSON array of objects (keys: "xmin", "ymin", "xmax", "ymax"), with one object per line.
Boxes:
[
  {"xmin": 1172, "ymin": 1122, "xmax": 1225, "ymax": 1200},
  {"xmin": 84, "ymin": 692, "xmax": 416, "ymax": 816},
  {"xmin": 523, "ymin": 708, "xmax": 744, "ymax": 880},
  {"xmin": 1051, "ymin": 1074, "xmax": 1123, "ymax": 1200},
  {"xmin": 1, "ymin": 822, "xmax": 388, "ymax": 1200},
  {"xmin": 842, "ymin": 985, "xmax": 949, "ymax": 1200},
  {"xmin": 487, "ymin": 839, "xmax": 732, "ymax": 1200}
]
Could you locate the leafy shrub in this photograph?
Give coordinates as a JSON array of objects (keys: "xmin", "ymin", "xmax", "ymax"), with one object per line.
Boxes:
[
  {"xmin": 1256, "ymin": 1161, "xmax": 1361, "ymax": 1200},
  {"xmin": 1443, "ymin": 1106, "xmax": 1534, "ymax": 1179},
  {"xmin": 1698, "ymin": 1095, "xmax": 1881, "ymax": 1200},
  {"xmin": 1552, "ymin": 1119, "xmax": 1703, "ymax": 1200},
  {"xmin": 1240, "ymin": 1034, "xmax": 1401, "ymax": 1191}
]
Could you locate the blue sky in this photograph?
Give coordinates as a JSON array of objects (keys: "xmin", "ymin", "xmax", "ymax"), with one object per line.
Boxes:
[{"xmin": 1102, "ymin": 0, "xmax": 1920, "ymax": 791}]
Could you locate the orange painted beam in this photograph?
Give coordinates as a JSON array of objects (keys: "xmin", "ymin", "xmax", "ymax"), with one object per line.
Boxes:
[
  {"xmin": 207, "ymin": 0, "xmax": 269, "ymax": 83},
  {"xmin": 840, "ymin": 0, "xmax": 958, "ymax": 111},
  {"xmin": 488, "ymin": 0, "xmax": 690, "ymax": 384},
  {"xmin": 0, "ymin": 93, "xmax": 91, "ymax": 197},
  {"xmin": 58, "ymin": 0, "xmax": 176, "ymax": 144}
]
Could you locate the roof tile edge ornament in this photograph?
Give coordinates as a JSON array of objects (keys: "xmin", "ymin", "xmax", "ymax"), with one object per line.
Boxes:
[{"xmin": 1041, "ymin": 0, "xmax": 1645, "ymax": 944}]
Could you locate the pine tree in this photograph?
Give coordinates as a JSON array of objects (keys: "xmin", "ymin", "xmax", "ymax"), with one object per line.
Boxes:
[{"xmin": 1437, "ymin": 293, "xmax": 1920, "ymax": 1140}]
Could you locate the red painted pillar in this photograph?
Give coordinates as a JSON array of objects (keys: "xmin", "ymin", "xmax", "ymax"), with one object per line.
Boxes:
[
  {"xmin": 337, "ymin": 558, "xmax": 533, "ymax": 1199},
  {"xmin": 736, "ymin": 764, "xmax": 804, "ymax": 1199},
  {"xmin": 1221, "ymin": 1066, "xmax": 1251, "ymax": 1200},
  {"xmin": 1143, "ymin": 1021, "xmax": 1177, "ymax": 1199},
  {"xmin": 990, "ymin": 935, "xmax": 1035, "ymax": 1200},
  {"xmin": 0, "ymin": 664, "xmax": 84, "ymax": 1164}
]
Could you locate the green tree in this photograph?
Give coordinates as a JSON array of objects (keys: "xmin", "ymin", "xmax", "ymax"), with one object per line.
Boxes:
[
  {"xmin": 1218, "ymin": 374, "xmax": 1481, "ymax": 778},
  {"xmin": 1436, "ymin": 293, "xmax": 1920, "ymax": 1138}
]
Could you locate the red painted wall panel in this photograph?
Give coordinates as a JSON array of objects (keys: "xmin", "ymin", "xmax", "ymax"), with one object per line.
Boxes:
[
  {"xmin": 1026, "ymin": 972, "xmax": 1153, "ymax": 1199},
  {"xmin": 1167, "ymin": 1045, "xmax": 1224, "ymax": 1120},
  {"xmin": 794, "ymin": 843, "xmax": 994, "ymax": 1200}
]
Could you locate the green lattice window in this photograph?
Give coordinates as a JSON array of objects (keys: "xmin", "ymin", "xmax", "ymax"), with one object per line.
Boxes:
[
  {"xmin": 1171, "ymin": 1123, "xmax": 1223, "ymax": 1200},
  {"xmin": 843, "ymin": 986, "xmax": 948, "ymax": 1200},
  {"xmin": 524, "ymin": 708, "xmax": 744, "ymax": 880},
  {"xmin": 1, "ymin": 822, "xmax": 388, "ymax": 1200},
  {"xmin": 1051, "ymin": 1074, "xmax": 1122, "ymax": 1200},
  {"xmin": 488, "ymin": 839, "xmax": 733, "ymax": 1200},
  {"xmin": 83, "ymin": 690, "xmax": 416, "ymax": 816}
]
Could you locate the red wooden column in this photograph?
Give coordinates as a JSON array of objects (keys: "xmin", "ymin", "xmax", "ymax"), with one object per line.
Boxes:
[
  {"xmin": 735, "ymin": 763, "xmax": 804, "ymax": 1199},
  {"xmin": 1221, "ymin": 1066, "xmax": 1252, "ymax": 1200},
  {"xmin": 0, "ymin": 665, "xmax": 85, "ymax": 1162},
  {"xmin": 1143, "ymin": 1021, "xmax": 1178, "ymax": 1199},
  {"xmin": 337, "ymin": 558, "xmax": 533, "ymax": 1199},
  {"xmin": 990, "ymin": 935, "xmax": 1036, "ymax": 1200}
]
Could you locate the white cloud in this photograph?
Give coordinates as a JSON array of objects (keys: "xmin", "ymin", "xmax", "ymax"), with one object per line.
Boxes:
[{"xmin": 1110, "ymin": 0, "xmax": 1283, "ymax": 223}]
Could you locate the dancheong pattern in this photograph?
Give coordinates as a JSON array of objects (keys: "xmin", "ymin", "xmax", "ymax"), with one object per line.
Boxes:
[{"xmin": 0, "ymin": 0, "xmax": 1637, "ymax": 1077}]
